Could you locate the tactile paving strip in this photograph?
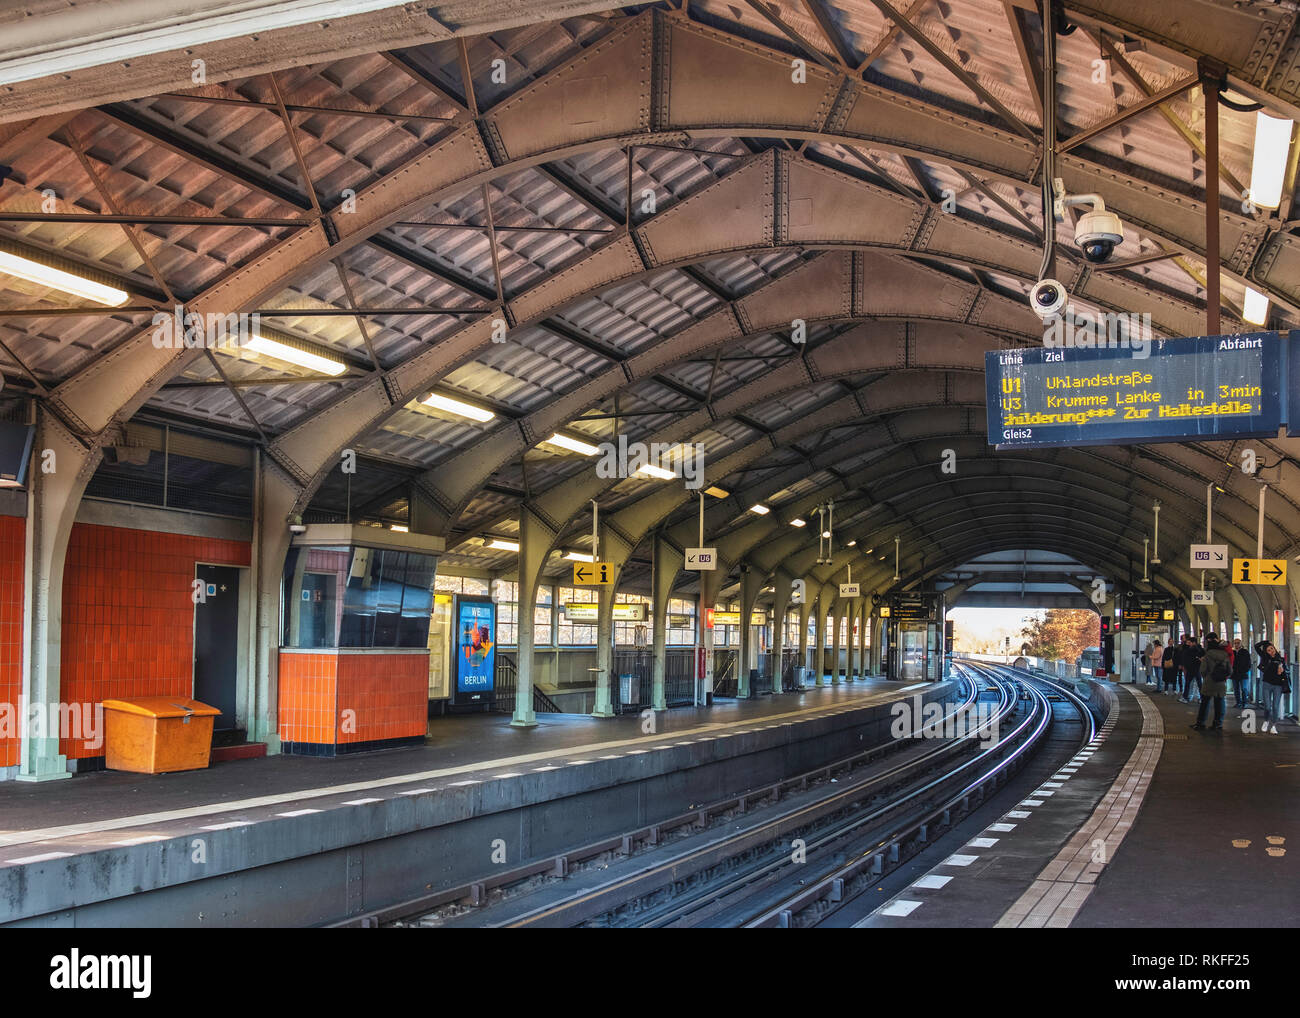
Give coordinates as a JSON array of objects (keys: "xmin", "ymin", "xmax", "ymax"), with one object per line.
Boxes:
[{"xmin": 994, "ymin": 687, "xmax": 1162, "ymax": 929}]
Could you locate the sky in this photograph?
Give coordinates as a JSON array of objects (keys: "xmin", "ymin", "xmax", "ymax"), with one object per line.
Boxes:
[{"xmin": 948, "ymin": 606, "xmax": 1044, "ymax": 651}]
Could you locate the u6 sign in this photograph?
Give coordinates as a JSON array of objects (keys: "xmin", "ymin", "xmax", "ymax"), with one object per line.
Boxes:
[
  {"xmin": 1189, "ymin": 544, "xmax": 1228, "ymax": 570},
  {"xmin": 686, "ymin": 547, "xmax": 717, "ymax": 570}
]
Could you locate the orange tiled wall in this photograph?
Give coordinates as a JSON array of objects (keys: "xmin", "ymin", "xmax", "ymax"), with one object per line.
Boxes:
[
  {"xmin": 60, "ymin": 523, "xmax": 250, "ymax": 759},
  {"xmin": 336, "ymin": 653, "xmax": 428, "ymax": 744},
  {"xmin": 277, "ymin": 652, "xmax": 338, "ymax": 745},
  {"xmin": 279, "ymin": 651, "xmax": 428, "ymax": 747},
  {"xmin": 0, "ymin": 515, "xmax": 23, "ymax": 768}
]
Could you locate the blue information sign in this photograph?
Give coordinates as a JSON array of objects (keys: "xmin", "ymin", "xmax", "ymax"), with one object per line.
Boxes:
[
  {"xmin": 985, "ymin": 332, "xmax": 1289, "ymax": 450},
  {"xmin": 453, "ymin": 596, "xmax": 495, "ymax": 703}
]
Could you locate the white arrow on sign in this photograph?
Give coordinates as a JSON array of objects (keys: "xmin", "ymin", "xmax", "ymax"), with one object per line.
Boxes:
[
  {"xmin": 1191, "ymin": 589, "xmax": 1214, "ymax": 604},
  {"xmin": 685, "ymin": 547, "xmax": 717, "ymax": 570},
  {"xmin": 839, "ymin": 583, "xmax": 861, "ymax": 597},
  {"xmin": 1189, "ymin": 544, "xmax": 1228, "ymax": 570}
]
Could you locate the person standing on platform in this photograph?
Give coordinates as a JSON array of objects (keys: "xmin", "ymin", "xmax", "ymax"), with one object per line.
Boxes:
[
  {"xmin": 1192, "ymin": 635, "xmax": 1230, "ymax": 730},
  {"xmin": 1173, "ymin": 635, "xmax": 1190, "ymax": 697},
  {"xmin": 1162, "ymin": 643, "xmax": 1177, "ymax": 694},
  {"xmin": 1145, "ymin": 640, "xmax": 1162, "ymax": 685},
  {"xmin": 1181, "ymin": 634, "xmax": 1205, "ymax": 704},
  {"xmin": 1230, "ymin": 638, "xmax": 1252, "ymax": 709},
  {"xmin": 1256, "ymin": 641, "xmax": 1288, "ymax": 734}
]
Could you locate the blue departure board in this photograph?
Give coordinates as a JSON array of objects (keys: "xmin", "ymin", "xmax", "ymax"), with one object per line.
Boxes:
[{"xmin": 985, "ymin": 332, "xmax": 1288, "ymax": 450}]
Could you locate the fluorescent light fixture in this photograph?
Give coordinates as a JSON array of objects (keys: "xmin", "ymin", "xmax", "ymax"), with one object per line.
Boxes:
[
  {"xmin": 636, "ymin": 463, "xmax": 675, "ymax": 480},
  {"xmin": 847, "ymin": 539, "xmax": 856, "ymax": 547},
  {"xmin": 749, "ymin": 504, "xmax": 770, "ymax": 515},
  {"xmin": 487, "ymin": 539, "xmax": 520, "ymax": 552},
  {"xmin": 821, "ymin": 530, "xmax": 831, "ymax": 539},
  {"xmin": 1249, "ymin": 112, "xmax": 1294, "ymax": 210},
  {"xmin": 245, "ymin": 334, "xmax": 346, "ymax": 376},
  {"xmin": 1243, "ymin": 286, "xmax": 1270, "ymax": 326},
  {"xmin": 865, "ymin": 547, "xmax": 874, "ymax": 554},
  {"xmin": 790, "ymin": 518, "xmax": 806, "ymax": 527},
  {"xmin": 544, "ymin": 432, "xmax": 600, "ymax": 456},
  {"xmin": 564, "ymin": 550, "xmax": 595, "ymax": 562},
  {"xmin": 0, "ymin": 1, "xmax": 421, "ymax": 89},
  {"xmin": 390, "ymin": 524, "xmax": 409, "ymax": 533},
  {"xmin": 705, "ymin": 486, "xmax": 730, "ymax": 498},
  {"xmin": 420, "ymin": 392, "xmax": 494, "ymax": 422},
  {"xmin": 0, "ymin": 249, "xmax": 129, "ymax": 306}
]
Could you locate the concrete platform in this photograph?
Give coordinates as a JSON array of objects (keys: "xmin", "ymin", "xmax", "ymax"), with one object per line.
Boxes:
[
  {"xmin": 854, "ymin": 677, "xmax": 1300, "ymax": 929},
  {"xmin": 1073, "ymin": 683, "xmax": 1300, "ymax": 928},
  {"xmin": 0, "ymin": 678, "xmax": 955, "ymax": 927}
]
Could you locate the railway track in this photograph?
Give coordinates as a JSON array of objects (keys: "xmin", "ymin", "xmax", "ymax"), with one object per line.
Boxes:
[{"xmin": 340, "ymin": 662, "xmax": 1098, "ymax": 929}]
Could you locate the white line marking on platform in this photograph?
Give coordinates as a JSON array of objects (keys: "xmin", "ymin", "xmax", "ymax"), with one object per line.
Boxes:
[
  {"xmin": 342, "ymin": 798, "xmax": 383, "ymax": 805},
  {"xmin": 567, "ymin": 761, "xmax": 592, "ymax": 766},
  {"xmin": 599, "ymin": 755, "xmax": 621, "ymax": 760},
  {"xmin": 913, "ymin": 874, "xmax": 952, "ymax": 889},
  {"xmin": 533, "ymin": 766, "xmax": 559, "ymax": 772},
  {"xmin": 987, "ymin": 823, "xmax": 1017, "ymax": 832},
  {"xmin": 7, "ymin": 851, "xmax": 73, "ymax": 865},
  {"xmin": 968, "ymin": 837, "xmax": 999, "ymax": 848},
  {"xmin": 1021, "ymin": 799, "xmax": 1044, "ymax": 806},
  {"xmin": 494, "ymin": 773, "xmax": 523, "ymax": 779},
  {"xmin": 398, "ymin": 788, "xmax": 434, "ymax": 795},
  {"xmin": 0, "ymin": 688, "xmax": 903, "ymax": 851},
  {"xmin": 943, "ymin": 854, "xmax": 979, "ymax": 867},
  {"xmin": 447, "ymin": 780, "xmax": 479, "ymax": 787},
  {"xmin": 200, "ymin": 821, "xmax": 250, "ymax": 830},
  {"xmin": 625, "ymin": 750, "xmax": 647, "ymax": 755},
  {"xmin": 1006, "ymin": 810, "xmax": 1032, "ymax": 818},
  {"xmin": 276, "ymin": 809, "xmax": 321, "ymax": 817},
  {"xmin": 880, "ymin": 899, "xmax": 924, "ymax": 917},
  {"xmin": 114, "ymin": 834, "xmax": 168, "ymax": 846},
  {"xmin": 1042, "ymin": 781, "xmax": 1064, "ymax": 788},
  {"xmin": 1033, "ymin": 790, "xmax": 1056, "ymax": 797}
]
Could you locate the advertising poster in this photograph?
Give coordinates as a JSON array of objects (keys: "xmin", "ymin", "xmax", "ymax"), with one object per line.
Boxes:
[{"xmin": 454, "ymin": 596, "xmax": 495, "ymax": 703}]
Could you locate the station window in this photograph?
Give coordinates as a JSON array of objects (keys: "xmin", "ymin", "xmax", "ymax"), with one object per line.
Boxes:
[
  {"xmin": 614, "ymin": 593, "xmax": 652, "ymax": 646},
  {"xmin": 667, "ymin": 597, "xmax": 696, "ymax": 646},
  {"xmin": 433, "ymin": 574, "xmax": 490, "ymax": 596},
  {"xmin": 281, "ymin": 545, "xmax": 437, "ymax": 649},
  {"xmin": 535, "ymin": 584, "xmax": 554, "ymax": 647},
  {"xmin": 493, "ymin": 581, "xmax": 553, "ymax": 647},
  {"xmin": 558, "ymin": 586, "xmax": 597, "ymax": 646}
]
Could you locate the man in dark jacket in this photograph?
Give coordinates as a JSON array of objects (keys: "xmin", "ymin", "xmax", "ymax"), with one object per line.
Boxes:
[
  {"xmin": 1181, "ymin": 635, "xmax": 1205, "ymax": 703},
  {"xmin": 1230, "ymin": 638, "xmax": 1252, "ymax": 708},
  {"xmin": 1193, "ymin": 635, "xmax": 1231, "ymax": 730}
]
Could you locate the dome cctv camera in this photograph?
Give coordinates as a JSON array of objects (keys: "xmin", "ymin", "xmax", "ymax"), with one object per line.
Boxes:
[
  {"xmin": 1053, "ymin": 181, "xmax": 1124, "ymax": 264},
  {"xmin": 1075, "ymin": 204, "xmax": 1124, "ymax": 264},
  {"xmin": 1029, "ymin": 278, "xmax": 1068, "ymax": 320}
]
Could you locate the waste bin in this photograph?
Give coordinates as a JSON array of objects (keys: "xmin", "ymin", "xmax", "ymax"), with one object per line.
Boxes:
[
  {"xmin": 619, "ymin": 673, "xmax": 639, "ymax": 709},
  {"xmin": 102, "ymin": 697, "xmax": 220, "ymax": 774}
]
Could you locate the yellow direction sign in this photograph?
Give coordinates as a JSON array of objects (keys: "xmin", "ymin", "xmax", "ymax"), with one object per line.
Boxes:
[
  {"xmin": 1232, "ymin": 557, "xmax": 1288, "ymax": 586},
  {"xmin": 572, "ymin": 561, "xmax": 613, "ymax": 585}
]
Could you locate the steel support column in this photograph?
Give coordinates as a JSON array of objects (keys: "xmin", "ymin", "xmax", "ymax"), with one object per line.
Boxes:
[
  {"xmin": 650, "ymin": 534, "xmax": 682, "ymax": 712},
  {"xmin": 772, "ymin": 571, "xmax": 792, "ymax": 693},
  {"xmin": 738, "ymin": 566, "xmax": 763, "ymax": 698},
  {"xmin": 17, "ymin": 406, "xmax": 84, "ymax": 781},
  {"xmin": 512, "ymin": 505, "xmax": 555, "ymax": 728}
]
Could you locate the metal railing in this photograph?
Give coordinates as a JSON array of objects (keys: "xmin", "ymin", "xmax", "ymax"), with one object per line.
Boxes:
[
  {"xmin": 490, "ymin": 653, "xmax": 563, "ymax": 715},
  {"xmin": 713, "ymin": 649, "xmax": 739, "ymax": 698},
  {"xmin": 664, "ymin": 648, "xmax": 696, "ymax": 707},
  {"xmin": 611, "ymin": 648, "xmax": 652, "ymax": 713}
]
